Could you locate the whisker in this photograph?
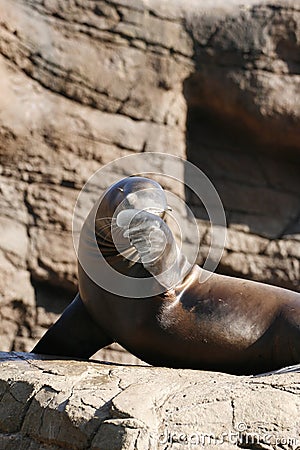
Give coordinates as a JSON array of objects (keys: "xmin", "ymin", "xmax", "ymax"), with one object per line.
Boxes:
[
  {"xmin": 95, "ymin": 216, "xmax": 117, "ymax": 223},
  {"xmin": 94, "ymin": 216, "xmax": 140, "ymax": 266}
]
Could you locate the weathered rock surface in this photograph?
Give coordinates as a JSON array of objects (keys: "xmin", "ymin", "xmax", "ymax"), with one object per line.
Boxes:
[
  {"xmin": 0, "ymin": 0, "xmax": 299, "ymax": 360},
  {"xmin": 0, "ymin": 352, "xmax": 300, "ymax": 450}
]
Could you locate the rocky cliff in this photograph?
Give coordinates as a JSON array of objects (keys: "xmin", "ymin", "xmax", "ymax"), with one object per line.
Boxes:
[{"xmin": 0, "ymin": 0, "xmax": 299, "ymax": 360}]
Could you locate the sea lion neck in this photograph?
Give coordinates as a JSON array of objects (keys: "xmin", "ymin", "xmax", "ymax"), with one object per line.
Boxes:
[{"xmin": 174, "ymin": 265, "xmax": 201, "ymax": 295}]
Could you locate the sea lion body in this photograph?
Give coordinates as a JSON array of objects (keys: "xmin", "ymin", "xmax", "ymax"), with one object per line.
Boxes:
[
  {"xmin": 78, "ymin": 263, "xmax": 300, "ymax": 375},
  {"xmin": 33, "ymin": 176, "xmax": 300, "ymax": 375}
]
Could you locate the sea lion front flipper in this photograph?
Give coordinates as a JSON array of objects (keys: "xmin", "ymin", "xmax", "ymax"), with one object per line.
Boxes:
[{"xmin": 32, "ymin": 293, "xmax": 113, "ymax": 359}]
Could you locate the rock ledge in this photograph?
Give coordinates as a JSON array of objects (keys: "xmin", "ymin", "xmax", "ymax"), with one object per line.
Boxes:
[{"xmin": 0, "ymin": 352, "xmax": 300, "ymax": 449}]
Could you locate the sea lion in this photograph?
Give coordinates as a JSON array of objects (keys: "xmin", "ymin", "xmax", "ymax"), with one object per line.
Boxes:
[{"xmin": 32, "ymin": 176, "xmax": 300, "ymax": 375}]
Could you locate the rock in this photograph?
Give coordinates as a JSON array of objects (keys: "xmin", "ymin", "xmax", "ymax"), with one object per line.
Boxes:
[
  {"xmin": 0, "ymin": 0, "xmax": 299, "ymax": 360},
  {"xmin": 185, "ymin": 0, "xmax": 300, "ymax": 152},
  {"xmin": 0, "ymin": 352, "xmax": 300, "ymax": 450}
]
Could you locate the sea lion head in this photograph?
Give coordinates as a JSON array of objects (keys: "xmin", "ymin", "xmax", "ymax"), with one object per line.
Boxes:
[{"xmin": 95, "ymin": 176, "xmax": 168, "ymax": 255}]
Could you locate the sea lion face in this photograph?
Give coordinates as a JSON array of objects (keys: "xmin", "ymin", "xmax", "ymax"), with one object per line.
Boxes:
[{"xmin": 95, "ymin": 176, "xmax": 168, "ymax": 254}]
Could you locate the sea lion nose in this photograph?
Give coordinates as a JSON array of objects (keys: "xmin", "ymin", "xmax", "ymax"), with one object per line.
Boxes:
[
  {"xmin": 116, "ymin": 209, "xmax": 137, "ymax": 228},
  {"xmin": 122, "ymin": 188, "xmax": 168, "ymax": 217},
  {"xmin": 125, "ymin": 192, "xmax": 138, "ymax": 207}
]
